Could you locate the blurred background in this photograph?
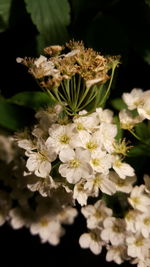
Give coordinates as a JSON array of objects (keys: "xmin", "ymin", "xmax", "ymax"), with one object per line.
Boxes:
[{"xmin": 0, "ymin": 0, "xmax": 150, "ymax": 266}]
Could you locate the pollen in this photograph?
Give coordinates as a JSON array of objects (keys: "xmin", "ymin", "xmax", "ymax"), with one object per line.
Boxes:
[
  {"xmin": 60, "ymin": 134, "xmax": 70, "ymax": 144},
  {"xmin": 86, "ymin": 141, "xmax": 97, "ymax": 151},
  {"xmin": 70, "ymin": 159, "xmax": 80, "ymax": 168},
  {"xmin": 92, "ymin": 158, "xmax": 100, "ymax": 166}
]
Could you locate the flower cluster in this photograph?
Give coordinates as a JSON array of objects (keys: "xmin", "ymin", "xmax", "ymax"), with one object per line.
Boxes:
[{"xmin": 0, "ymin": 40, "xmax": 150, "ymax": 266}]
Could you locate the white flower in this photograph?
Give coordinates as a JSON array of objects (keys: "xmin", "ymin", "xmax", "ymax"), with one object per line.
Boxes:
[
  {"xmin": 122, "ymin": 88, "xmax": 144, "ymax": 110},
  {"xmin": 90, "ymin": 149, "xmax": 113, "ymax": 174},
  {"xmin": 30, "ymin": 215, "xmax": 64, "ymax": 245},
  {"xmin": 84, "ymin": 173, "xmax": 116, "ymax": 196},
  {"xmin": 135, "ymin": 210, "xmax": 150, "ymax": 238},
  {"xmin": 81, "ymin": 200, "xmax": 112, "ymax": 229},
  {"xmin": 33, "ymin": 55, "xmax": 60, "ymax": 78},
  {"xmin": 59, "ymin": 148, "xmax": 92, "ymax": 184},
  {"xmin": 106, "ymin": 245, "xmax": 127, "ymax": 264},
  {"xmin": 112, "ymin": 156, "xmax": 135, "ymax": 179},
  {"xmin": 109, "ymin": 171, "xmax": 136, "ymax": 193},
  {"xmin": 9, "ymin": 207, "xmax": 30, "ymax": 229},
  {"xmin": 96, "ymin": 122, "xmax": 117, "ymax": 153},
  {"xmin": 79, "ymin": 230, "xmax": 103, "ymax": 255},
  {"xmin": 125, "ymin": 209, "xmax": 142, "ymax": 233},
  {"xmin": 57, "ymin": 206, "xmax": 78, "ymax": 224},
  {"xmin": 73, "ymin": 111, "xmax": 99, "ymax": 132},
  {"xmin": 27, "ymin": 175, "xmax": 59, "ymax": 197},
  {"xmin": 119, "ymin": 109, "xmax": 143, "ymax": 130},
  {"xmin": 126, "ymin": 232, "xmax": 150, "ymax": 260},
  {"xmin": 96, "ymin": 107, "xmax": 113, "ymax": 123},
  {"xmin": 26, "ymin": 143, "xmax": 56, "ymax": 178},
  {"xmin": 77, "ymin": 130, "xmax": 101, "ymax": 151},
  {"xmin": 73, "ymin": 180, "xmax": 89, "ymax": 206},
  {"xmin": 128, "ymin": 185, "xmax": 150, "ymax": 212},
  {"xmin": 46, "ymin": 124, "xmax": 76, "ymax": 154},
  {"xmin": 144, "ymin": 174, "xmax": 150, "ymax": 193},
  {"xmin": 138, "ymin": 97, "xmax": 150, "ymax": 120},
  {"xmin": 101, "ymin": 217, "xmax": 126, "ymax": 245}
]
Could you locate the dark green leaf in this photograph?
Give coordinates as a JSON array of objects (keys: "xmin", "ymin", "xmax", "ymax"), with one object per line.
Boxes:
[
  {"xmin": 127, "ymin": 144, "xmax": 150, "ymax": 157},
  {"xmin": 0, "ymin": 0, "xmax": 12, "ymax": 32},
  {"xmin": 24, "ymin": 0, "xmax": 70, "ymax": 52},
  {"xmin": 114, "ymin": 115, "xmax": 123, "ymax": 140},
  {"xmin": 111, "ymin": 98, "xmax": 127, "ymax": 110},
  {"xmin": 145, "ymin": 0, "xmax": 150, "ymax": 7},
  {"xmin": 0, "ymin": 98, "xmax": 34, "ymax": 131},
  {"xmin": 135, "ymin": 121, "xmax": 150, "ymax": 142},
  {"xmin": 8, "ymin": 91, "xmax": 55, "ymax": 111}
]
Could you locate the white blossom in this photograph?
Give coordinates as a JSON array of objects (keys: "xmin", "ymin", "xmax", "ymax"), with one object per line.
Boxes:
[
  {"xmin": 112, "ymin": 156, "xmax": 135, "ymax": 179},
  {"xmin": 109, "ymin": 171, "xmax": 136, "ymax": 193},
  {"xmin": 79, "ymin": 230, "xmax": 103, "ymax": 255},
  {"xmin": 59, "ymin": 147, "xmax": 92, "ymax": 184},
  {"xmin": 101, "ymin": 217, "xmax": 126, "ymax": 245},
  {"xmin": 122, "ymin": 88, "xmax": 144, "ymax": 110},
  {"xmin": 128, "ymin": 185, "xmax": 150, "ymax": 212}
]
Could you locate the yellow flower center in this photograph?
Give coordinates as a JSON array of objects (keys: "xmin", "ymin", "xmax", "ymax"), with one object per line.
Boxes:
[
  {"xmin": 70, "ymin": 159, "xmax": 80, "ymax": 168},
  {"xmin": 60, "ymin": 134, "xmax": 70, "ymax": 144},
  {"xmin": 40, "ymin": 217, "xmax": 49, "ymax": 227},
  {"xmin": 144, "ymin": 217, "xmax": 150, "ymax": 225},
  {"xmin": 86, "ymin": 141, "xmax": 97, "ymax": 151},
  {"xmin": 92, "ymin": 158, "xmax": 100, "ymax": 166},
  {"xmin": 135, "ymin": 237, "xmax": 144, "ymax": 247}
]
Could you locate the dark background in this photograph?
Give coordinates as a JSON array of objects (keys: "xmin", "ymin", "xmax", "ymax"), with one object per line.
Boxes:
[{"xmin": 0, "ymin": 0, "xmax": 150, "ymax": 266}]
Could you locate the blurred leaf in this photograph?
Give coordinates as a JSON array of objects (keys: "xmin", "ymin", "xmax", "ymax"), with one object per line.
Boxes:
[
  {"xmin": 145, "ymin": 0, "xmax": 150, "ymax": 7},
  {"xmin": 8, "ymin": 91, "xmax": 56, "ymax": 110},
  {"xmin": 111, "ymin": 98, "xmax": 127, "ymax": 110},
  {"xmin": 0, "ymin": 98, "xmax": 34, "ymax": 131},
  {"xmin": 86, "ymin": 14, "xmax": 129, "ymax": 54},
  {"xmin": 0, "ymin": 0, "xmax": 12, "ymax": 32},
  {"xmin": 144, "ymin": 49, "xmax": 150, "ymax": 65},
  {"xmin": 24, "ymin": 0, "xmax": 70, "ymax": 52},
  {"xmin": 135, "ymin": 121, "xmax": 150, "ymax": 142},
  {"xmin": 114, "ymin": 115, "xmax": 123, "ymax": 140},
  {"xmin": 127, "ymin": 144, "xmax": 150, "ymax": 157}
]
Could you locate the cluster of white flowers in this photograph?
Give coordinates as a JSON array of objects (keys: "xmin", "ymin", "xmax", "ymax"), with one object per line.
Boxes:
[
  {"xmin": 0, "ymin": 87, "xmax": 149, "ymax": 266},
  {"xmin": 119, "ymin": 88, "xmax": 150, "ymax": 130},
  {"xmin": 79, "ymin": 179, "xmax": 150, "ymax": 266},
  {"xmin": 17, "ymin": 104, "xmax": 136, "ymax": 207}
]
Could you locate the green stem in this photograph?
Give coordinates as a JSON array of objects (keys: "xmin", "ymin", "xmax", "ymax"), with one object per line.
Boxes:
[
  {"xmin": 129, "ymin": 129, "xmax": 141, "ymax": 141},
  {"xmin": 99, "ymin": 63, "xmax": 117, "ymax": 107}
]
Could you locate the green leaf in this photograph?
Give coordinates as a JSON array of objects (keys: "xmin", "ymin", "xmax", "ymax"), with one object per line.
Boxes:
[
  {"xmin": 111, "ymin": 98, "xmax": 127, "ymax": 111},
  {"xmin": 127, "ymin": 144, "xmax": 150, "ymax": 157},
  {"xmin": 24, "ymin": 0, "xmax": 70, "ymax": 52},
  {"xmin": 0, "ymin": 98, "xmax": 34, "ymax": 131},
  {"xmin": 135, "ymin": 121, "xmax": 150, "ymax": 143},
  {"xmin": 145, "ymin": 0, "xmax": 150, "ymax": 7},
  {"xmin": 114, "ymin": 115, "xmax": 123, "ymax": 140},
  {"xmin": 8, "ymin": 91, "xmax": 56, "ymax": 111},
  {"xmin": 0, "ymin": 0, "xmax": 12, "ymax": 32}
]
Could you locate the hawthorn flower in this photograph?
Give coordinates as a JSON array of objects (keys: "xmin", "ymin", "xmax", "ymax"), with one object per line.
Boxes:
[
  {"xmin": 109, "ymin": 171, "xmax": 136, "ymax": 193},
  {"xmin": 106, "ymin": 245, "xmax": 128, "ymax": 264},
  {"xmin": 122, "ymin": 88, "xmax": 144, "ymax": 110},
  {"xmin": 96, "ymin": 122, "xmax": 117, "ymax": 153},
  {"xmin": 30, "ymin": 215, "xmax": 64, "ymax": 245},
  {"xmin": 112, "ymin": 156, "xmax": 135, "ymax": 179},
  {"xmin": 26, "ymin": 143, "xmax": 56, "ymax": 178},
  {"xmin": 90, "ymin": 149, "xmax": 113, "ymax": 174},
  {"xmin": 126, "ymin": 232, "xmax": 150, "ymax": 260},
  {"xmin": 143, "ymin": 174, "xmax": 150, "ymax": 193},
  {"xmin": 81, "ymin": 200, "xmax": 112, "ymax": 229},
  {"xmin": 84, "ymin": 173, "xmax": 116, "ymax": 196},
  {"xmin": 128, "ymin": 185, "xmax": 150, "ymax": 212},
  {"xmin": 138, "ymin": 98, "xmax": 150, "ymax": 120},
  {"xmin": 79, "ymin": 230, "xmax": 103, "ymax": 255},
  {"xmin": 46, "ymin": 124, "xmax": 76, "ymax": 154},
  {"xmin": 135, "ymin": 210, "xmax": 150, "ymax": 238},
  {"xmin": 73, "ymin": 180, "xmax": 89, "ymax": 206},
  {"xmin": 119, "ymin": 109, "xmax": 143, "ymax": 130},
  {"xmin": 125, "ymin": 209, "xmax": 142, "ymax": 233},
  {"xmin": 96, "ymin": 107, "xmax": 113, "ymax": 123},
  {"xmin": 73, "ymin": 110, "xmax": 99, "ymax": 132},
  {"xmin": 101, "ymin": 217, "xmax": 126, "ymax": 245},
  {"xmin": 59, "ymin": 147, "xmax": 92, "ymax": 184}
]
